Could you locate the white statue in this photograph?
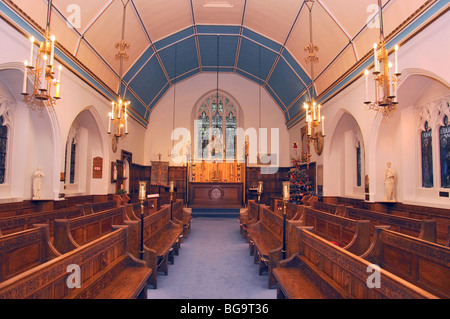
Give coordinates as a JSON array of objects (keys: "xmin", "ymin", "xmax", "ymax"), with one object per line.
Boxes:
[
  {"xmin": 384, "ymin": 162, "xmax": 396, "ymax": 202},
  {"xmin": 33, "ymin": 167, "xmax": 45, "ymax": 199}
]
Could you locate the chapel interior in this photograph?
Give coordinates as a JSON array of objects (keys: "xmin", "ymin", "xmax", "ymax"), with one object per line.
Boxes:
[{"xmin": 0, "ymin": 0, "xmax": 449, "ymax": 300}]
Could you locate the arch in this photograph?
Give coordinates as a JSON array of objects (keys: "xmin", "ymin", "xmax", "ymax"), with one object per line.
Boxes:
[
  {"xmin": 64, "ymin": 106, "xmax": 109, "ymax": 196},
  {"xmin": 373, "ymin": 68, "xmax": 450, "ymax": 206},
  {"xmin": 323, "ymin": 108, "xmax": 366, "ymax": 199},
  {"xmin": 0, "ymin": 63, "xmax": 61, "ymax": 200}
]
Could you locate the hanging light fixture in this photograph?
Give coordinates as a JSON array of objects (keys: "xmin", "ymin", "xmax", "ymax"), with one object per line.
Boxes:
[
  {"xmin": 22, "ymin": 0, "xmax": 62, "ymax": 111},
  {"xmin": 108, "ymin": 0, "xmax": 130, "ymax": 153},
  {"xmin": 303, "ymin": 0, "xmax": 325, "ymax": 163},
  {"xmin": 363, "ymin": 0, "xmax": 401, "ymax": 117}
]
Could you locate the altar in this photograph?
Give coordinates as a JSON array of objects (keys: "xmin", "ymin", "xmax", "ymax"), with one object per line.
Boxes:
[{"xmin": 188, "ymin": 161, "xmax": 244, "ymax": 208}]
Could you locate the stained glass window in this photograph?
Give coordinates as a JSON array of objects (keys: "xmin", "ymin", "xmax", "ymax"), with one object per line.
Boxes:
[
  {"xmin": 421, "ymin": 121, "xmax": 433, "ymax": 188},
  {"xmin": 0, "ymin": 116, "xmax": 7, "ymax": 184},
  {"xmin": 197, "ymin": 94, "xmax": 238, "ymax": 161},
  {"xmin": 198, "ymin": 110, "xmax": 209, "ymax": 159},
  {"xmin": 70, "ymin": 139, "xmax": 76, "ymax": 184},
  {"xmin": 225, "ymin": 110, "xmax": 237, "ymax": 160},
  {"xmin": 356, "ymin": 145, "xmax": 362, "ymax": 187},
  {"xmin": 440, "ymin": 115, "xmax": 450, "ymax": 188}
]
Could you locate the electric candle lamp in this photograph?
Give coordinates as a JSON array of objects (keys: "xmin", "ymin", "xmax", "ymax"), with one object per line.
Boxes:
[
  {"xmin": 29, "ymin": 37, "xmax": 35, "ymax": 68},
  {"xmin": 282, "ymin": 181, "xmax": 290, "ymax": 202},
  {"xmin": 394, "ymin": 44, "xmax": 399, "ymax": 75},
  {"xmin": 23, "ymin": 61, "xmax": 28, "ymax": 94}
]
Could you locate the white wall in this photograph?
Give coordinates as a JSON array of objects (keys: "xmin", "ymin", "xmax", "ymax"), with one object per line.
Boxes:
[
  {"xmin": 303, "ymin": 11, "xmax": 450, "ymax": 208},
  {"xmin": 144, "ymin": 72, "xmax": 291, "ymax": 169}
]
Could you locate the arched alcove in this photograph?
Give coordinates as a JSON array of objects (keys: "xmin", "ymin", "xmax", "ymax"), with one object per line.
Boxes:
[
  {"xmin": 0, "ymin": 63, "xmax": 61, "ymax": 201},
  {"xmin": 324, "ymin": 108, "xmax": 365, "ymax": 199},
  {"xmin": 64, "ymin": 106, "xmax": 108, "ymax": 196},
  {"xmin": 373, "ymin": 69, "xmax": 450, "ymax": 206}
]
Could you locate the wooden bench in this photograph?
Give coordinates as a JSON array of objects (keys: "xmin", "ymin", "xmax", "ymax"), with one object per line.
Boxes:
[
  {"xmin": 0, "ymin": 206, "xmax": 84, "ymax": 238},
  {"xmin": 0, "ymin": 225, "xmax": 152, "ymax": 299},
  {"xmin": 246, "ymin": 206, "xmax": 284, "ymax": 288},
  {"xmin": 361, "ymin": 225, "xmax": 450, "ymax": 298},
  {"xmin": 76, "ymin": 200, "xmax": 117, "ymax": 215},
  {"xmin": 172, "ymin": 199, "xmax": 192, "ymax": 239},
  {"xmin": 345, "ymin": 206, "xmax": 437, "ymax": 243},
  {"xmin": 312, "ymin": 201, "xmax": 347, "ymax": 216},
  {"xmin": 0, "ymin": 201, "xmax": 36, "ymax": 218},
  {"xmin": 273, "ymin": 225, "xmax": 439, "ymax": 299},
  {"xmin": 273, "ymin": 199, "xmax": 302, "ymax": 220},
  {"xmin": 137, "ymin": 205, "xmax": 183, "ymax": 288},
  {"xmin": 298, "ymin": 206, "xmax": 372, "ymax": 256},
  {"xmin": 239, "ymin": 200, "xmax": 260, "ymax": 239},
  {"xmin": 53, "ymin": 206, "xmax": 131, "ymax": 254},
  {"xmin": 0, "ymin": 224, "xmax": 60, "ymax": 283}
]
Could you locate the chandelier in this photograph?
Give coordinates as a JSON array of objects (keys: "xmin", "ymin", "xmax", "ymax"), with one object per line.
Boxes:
[
  {"xmin": 108, "ymin": 0, "xmax": 131, "ymax": 153},
  {"xmin": 303, "ymin": 0, "xmax": 325, "ymax": 162},
  {"xmin": 21, "ymin": 0, "xmax": 62, "ymax": 110},
  {"xmin": 363, "ymin": 0, "xmax": 401, "ymax": 117}
]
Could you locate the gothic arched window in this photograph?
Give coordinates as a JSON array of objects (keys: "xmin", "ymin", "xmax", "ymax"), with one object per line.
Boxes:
[
  {"xmin": 440, "ymin": 115, "xmax": 450, "ymax": 188},
  {"xmin": 0, "ymin": 116, "xmax": 7, "ymax": 184},
  {"xmin": 196, "ymin": 94, "xmax": 238, "ymax": 161},
  {"xmin": 421, "ymin": 121, "xmax": 433, "ymax": 188}
]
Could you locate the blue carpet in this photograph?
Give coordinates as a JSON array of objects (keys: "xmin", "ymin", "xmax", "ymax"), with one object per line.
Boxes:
[
  {"xmin": 147, "ymin": 217, "xmax": 276, "ymax": 299},
  {"xmin": 191, "ymin": 208, "xmax": 240, "ymax": 218}
]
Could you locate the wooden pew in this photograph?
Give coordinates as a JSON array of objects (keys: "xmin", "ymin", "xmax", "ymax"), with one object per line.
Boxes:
[
  {"xmin": 312, "ymin": 201, "xmax": 347, "ymax": 216},
  {"xmin": 0, "ymin": 201, "xmax": 36, "ymax": 218},
  {"xmin": 273, "ymin": 199, "xmax": 302, "ymax": 220},
  {"xmin": 0, "ymin": 225, "xmax": 152, "ymax": 299},
  {"xmin": 53, "ymin": 206, "xmax": 131, "ymax": 254},
  {"xmin": 299, "ymin": 206, "xmax": 371, "ymax": 256},
  {"xmin": 76, "ymin": 200, "xmax": 117, "ymax": 215},
  {"xmin": 361, "ymin": 226, "xmax": 450, "ymax": 299},
  {"xmin": 272, "ymin": 225, "xmax": 439, "ymax": 299},
  {"xmin": 239, "ymin": 200, "xmax": 261, "ymax": 239},
  {"xmin": 172, "ymin": 199, "xmax": 192, "ymax": 239},
  {"xmin": 125, "ymin": 200, "xmax": 153, "ymax": 221},
  {"xmin": 0, "ymin": 224, "xmax": 60, "ymax": 283},
  {"xmin": 0, "ymin": 206, "xmax": 84, "ymax": 238},
  {"xmin": 345, "ymin": 206, "xmax": 437, "ymax": 243},
  {"xmin": 136, "ymin": 205, "xmax": 183, "ymax": 288},
  {"xmin": 246, "ymin": 205, "xmax": 284, "ymax": 288}
]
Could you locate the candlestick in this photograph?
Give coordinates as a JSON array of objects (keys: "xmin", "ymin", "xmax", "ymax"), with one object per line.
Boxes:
[
  {"xmin": 108, "ymin": 112, "xmax": 112, "ymax": 134},
  {"xmin": 364, "ymin": 69, "xmax": 369, "ymax": 102},
  {"xmin": 40, "ymin": 54, "xmax": 48, "ymax": 91},
  {"xmin": 373, "ymin": 43, "xmax": 379, "ymax": 73},
  {"xmin": 394, "ymin": 44, "xmax": 399, "ymax": 75},
  {"xmin": 282, "ymin": 181, "xmax": 290, "ymax": 201},
  {"xmin": 170, "ymin": 181, "xmax": 175, "ymax": 193},
  {"xmin": 322, "ymin": 116, "xmax": 325, "ymax": 136},
  {"xmin": 111, "ymin": 102, "xmax": 115, "ymax": 120},
  {"xmin": 50, "ymin": 35, "xmax": 55, "ymax": 67},
  {"xmin": 139, "ymin": 181, "xmax": 147, "ymax": 201},
  {"xmin": 23, "ymin": 61, "xmax": 28, "ymax": 94},
  {"xmin": 29, "ymin": 37, "xmax": 35, "ymax": 68},
  {"xmin": 55, "ymin": 81, "xmax": 61, "ymax": 98}
]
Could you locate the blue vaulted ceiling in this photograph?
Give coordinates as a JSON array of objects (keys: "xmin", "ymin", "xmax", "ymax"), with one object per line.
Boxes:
[
  {"xmin": 2, "ymin": 0, "xmax": 446, "ymax": 129},
  {"xmin": 121, "ymin": 25, "xmax": 312, "ymax": 125}
]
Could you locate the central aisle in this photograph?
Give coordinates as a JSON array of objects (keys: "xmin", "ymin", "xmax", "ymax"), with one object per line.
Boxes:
[{"xmin": 147, "ymin": 217, "xmax": 277, "ymax": 299}]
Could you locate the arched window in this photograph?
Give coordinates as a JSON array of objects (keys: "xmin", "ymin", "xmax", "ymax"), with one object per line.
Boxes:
[
  {"xmin": 0, "ymin": 116, "xmax": 7, "ymax": 184},
  {"xmin": 421, "ymin": 121, "xmax": 433, "ymax": 188},
  {"xmin": 440, "ymin": 114, "xmax": 450, "ymax": 188},
  {"xmin": 196, "ymin": 94, "xmax": 238, "ymax": 161}
]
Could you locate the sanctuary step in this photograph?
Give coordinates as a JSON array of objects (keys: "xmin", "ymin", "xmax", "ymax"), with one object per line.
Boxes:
[{"xmin": 191, "ymin": 208, "xmax": 241, "ymax": 218}]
